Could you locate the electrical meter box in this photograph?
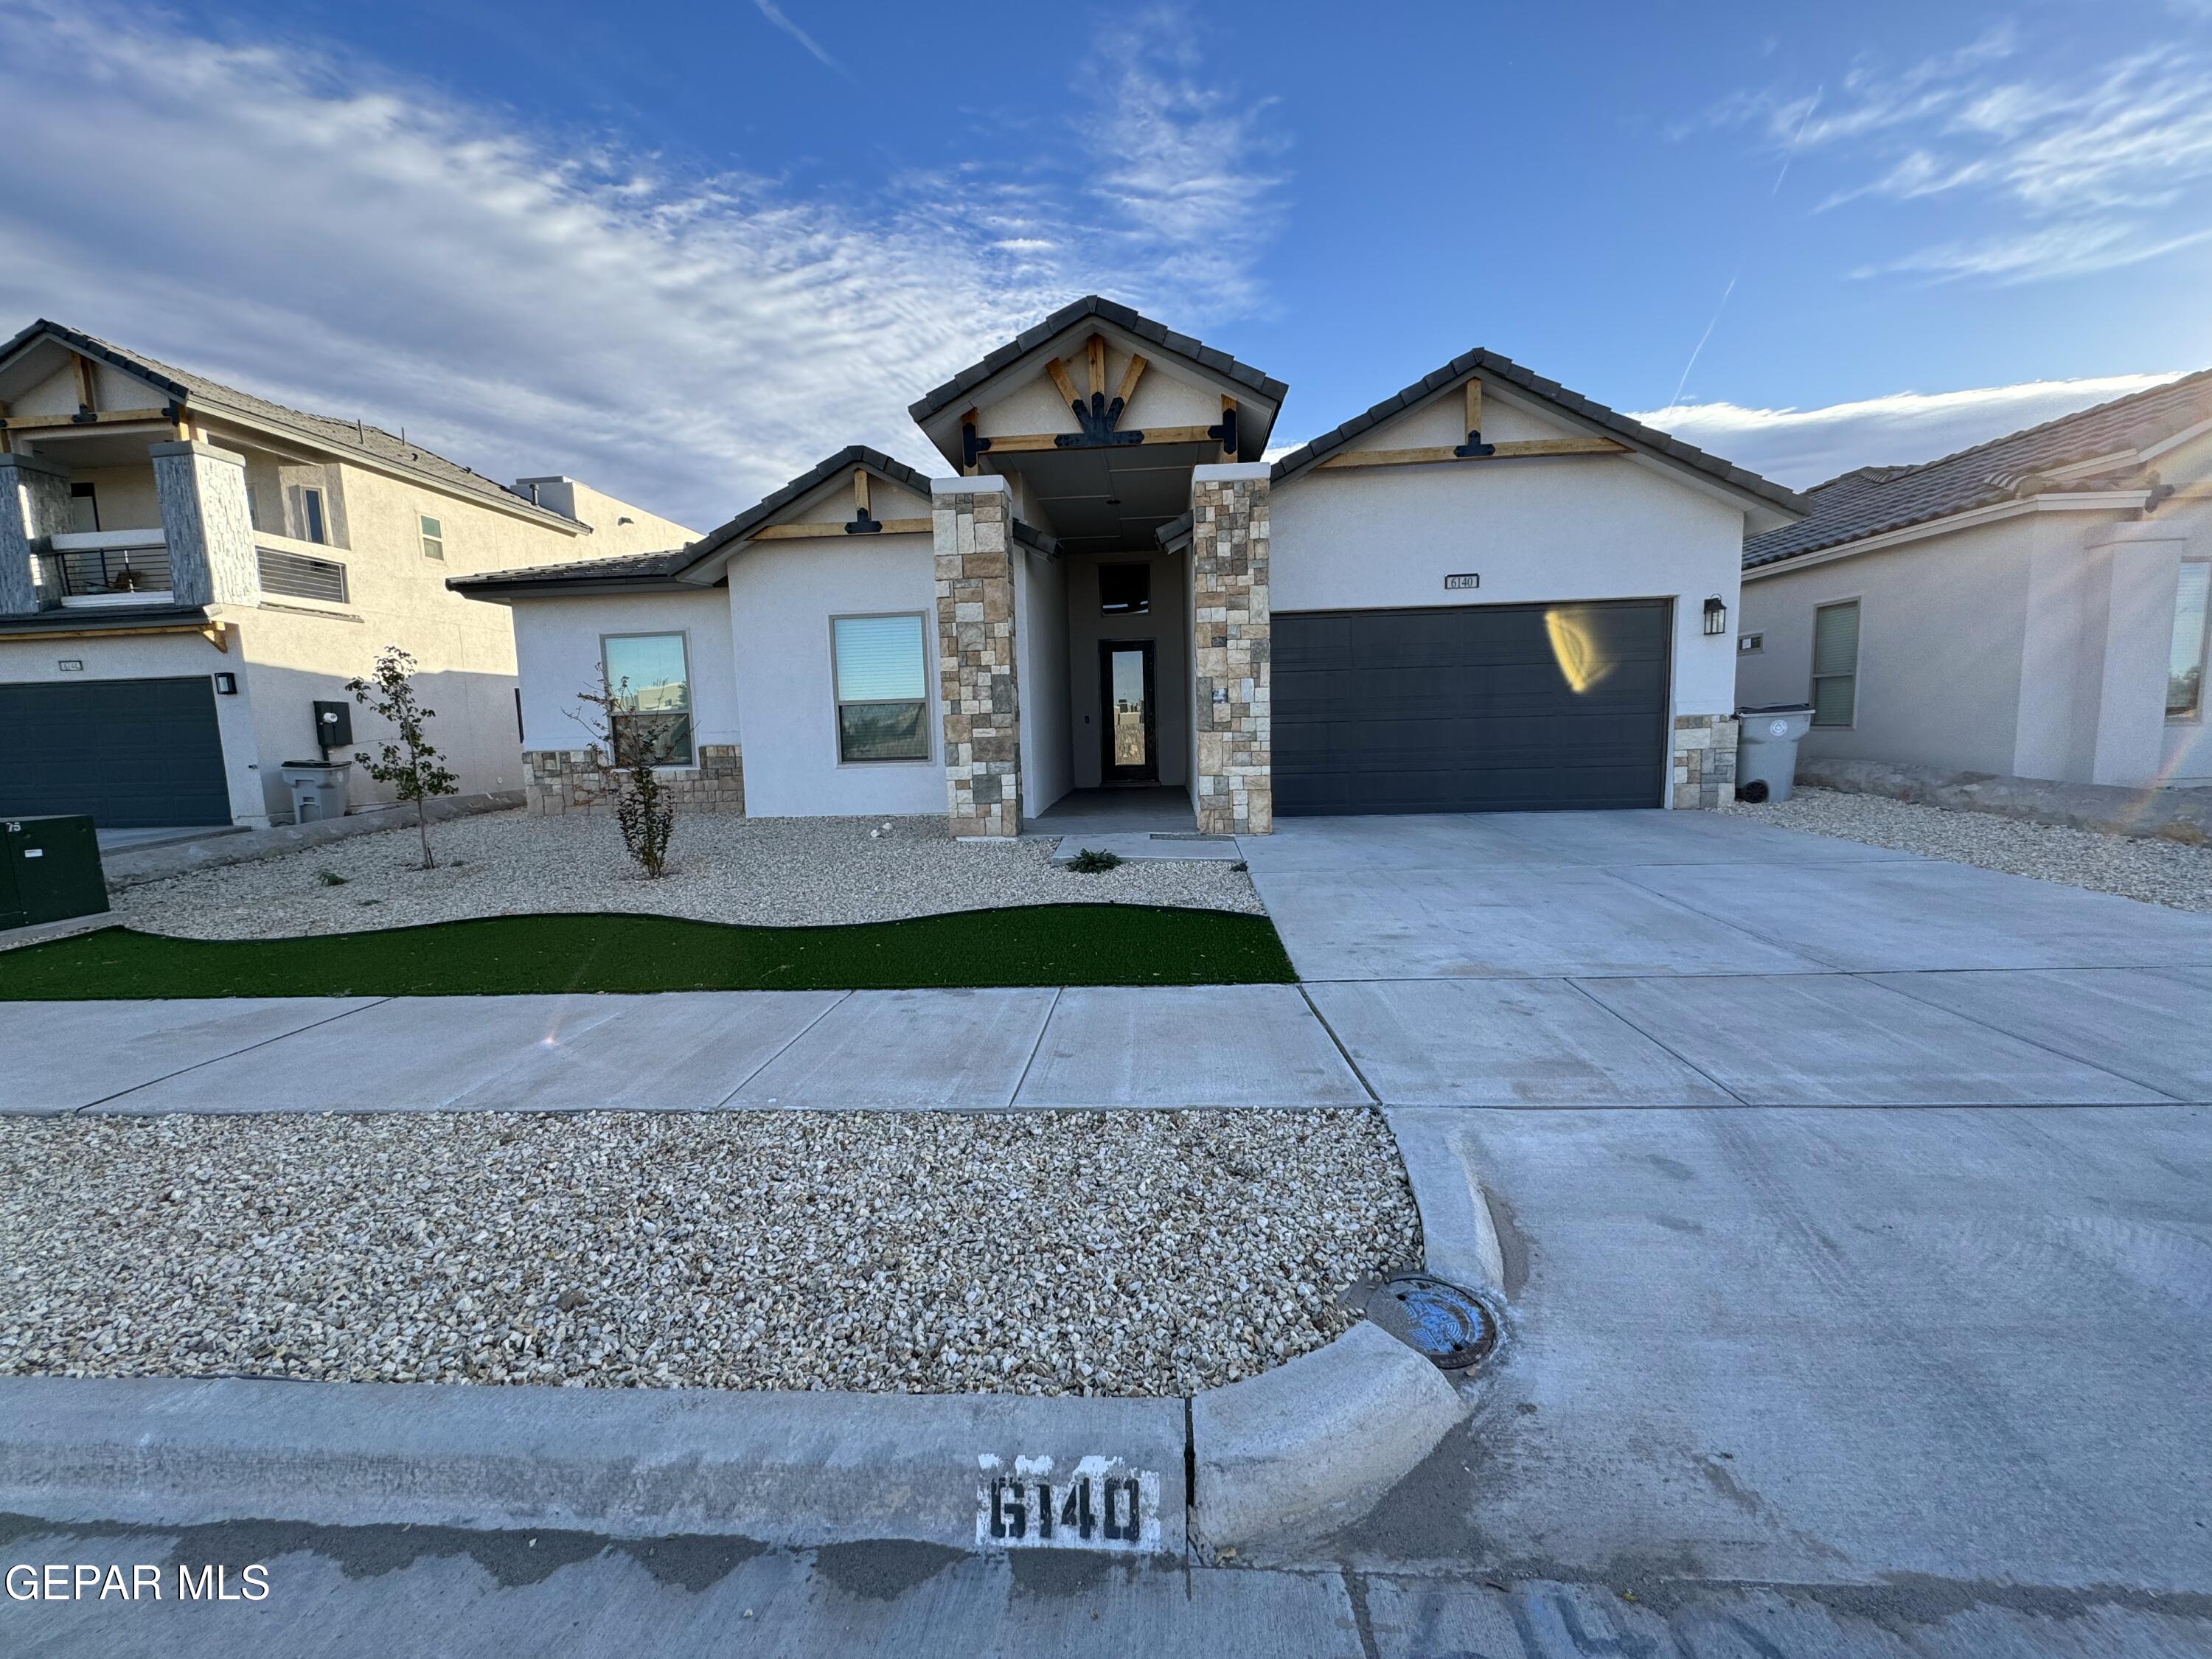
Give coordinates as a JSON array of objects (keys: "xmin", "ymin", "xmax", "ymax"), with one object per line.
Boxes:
[{"xmin": 0, "ymin": 815, "xmax": 111, "ymax": 931}]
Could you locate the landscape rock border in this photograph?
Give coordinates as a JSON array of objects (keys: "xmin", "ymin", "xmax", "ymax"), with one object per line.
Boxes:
[
  {"xmin": 1797, "ymin": 757, "xmax": 2212, "ymax": 844},
  {"xmin": 0, "ymin": 1111, "xmax": 1506, "ymax": 1559}
]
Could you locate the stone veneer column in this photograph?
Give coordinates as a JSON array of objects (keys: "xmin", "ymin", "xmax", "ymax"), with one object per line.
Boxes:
[
  {"xmin": 0, "ymin": 449, "xmax": 74, "ymax": 616},
  {"xmin": 931, "ymin": 476, "xmax": 1022, "ymax": 837},
  {"xmin": 1671, "ymin": 714, "xmax": 1739, "ymax": 808},
  {"xmin": 152, "ymin": 439, "xmax": 260, "ymax": 608},
  {"xmin": 1189, "ymin": 463, "xmax": 1272, "ymax": 835}
]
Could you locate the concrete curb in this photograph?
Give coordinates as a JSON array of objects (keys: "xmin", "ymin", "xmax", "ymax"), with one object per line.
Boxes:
[
  {"xmin": 101, "ymin": 792, "xmax": 526, "ymax": 891},
  {"xmin": 1385, "ymin": 1106, "xmax": 1509, "ymax": 1296},
  {"xmin": 0, "ymin": 1112, "xmax": 1506, "ymax": 1558},
  {"xmin": 0, "ymin": 1375, "xmax": 1186, "ymax": 1555},
  {"xmin": 1188, "ymin": 1321, "xmax": 1464, "ymax": 1557}
]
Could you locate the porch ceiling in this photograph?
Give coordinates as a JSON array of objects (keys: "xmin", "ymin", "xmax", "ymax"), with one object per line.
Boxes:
[{"xmin": 1003, "ymin": 439, "xmax": 1216, "ymax": 553}]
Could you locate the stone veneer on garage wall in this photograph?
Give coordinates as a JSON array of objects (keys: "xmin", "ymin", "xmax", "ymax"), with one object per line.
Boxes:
[
  {"xmin": 1671, "ymin": 715, "xmax": 1738, "ymax": 809},
  {"xmin": 932, "ymin": 480, "xmax": 1022, "ymax": 838},
  {"xmin": 1190, "ymin": 468, "xmax": 1272, "ymax": 835},
  {"xmin": 521, "ymin": 744, "xmax": 745, "ymax": 815}
]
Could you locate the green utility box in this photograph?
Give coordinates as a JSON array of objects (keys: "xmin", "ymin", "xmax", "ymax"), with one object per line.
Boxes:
[{"xmin": 0, "ymin": 815, "xmax": 111, "ymax": 931}]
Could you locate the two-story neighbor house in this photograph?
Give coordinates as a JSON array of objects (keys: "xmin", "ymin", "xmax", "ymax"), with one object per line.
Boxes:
[
  {"xmin": 0, "ymin": 321, "xmax": 695, "ymax": 830},
  {"xmin": 453, "ymin": 296, "xmax": 1804, "ymax": 835},
  {"xmin": 1738, "ymin": 368, "xmax": 2212, "ymax": 791}
]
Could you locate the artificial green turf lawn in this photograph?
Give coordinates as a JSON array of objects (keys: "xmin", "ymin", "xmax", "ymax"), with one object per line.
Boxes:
[{"xmin": 0, "ymin": 906, "xmax": 1295, "ymax": 999}]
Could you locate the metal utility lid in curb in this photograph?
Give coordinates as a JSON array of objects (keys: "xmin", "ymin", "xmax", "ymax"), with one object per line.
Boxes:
[{"xmin": 1364, "ymin": 1274, "xmax": 1497, "ymax": 1370}]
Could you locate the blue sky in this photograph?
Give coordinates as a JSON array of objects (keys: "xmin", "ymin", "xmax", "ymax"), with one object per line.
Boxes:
[{"xmin": 4, "ymin": 0, "xmax": 2210, "ymax": 529}]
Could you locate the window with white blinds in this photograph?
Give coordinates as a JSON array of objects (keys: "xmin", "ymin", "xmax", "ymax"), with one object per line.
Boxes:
[
  {"xmin": 832, "ymin": 613, "xmax": 929, "ymax": 762},
  {"xmin": 2171, "ymin": 563, "xmax": 2210, "ymax": 720},
  {"xmin": 1811, "ymin": 600, "xmax": 1860, "ymax": 728}
]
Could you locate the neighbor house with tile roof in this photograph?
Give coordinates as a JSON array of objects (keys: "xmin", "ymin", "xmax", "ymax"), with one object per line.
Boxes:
[
  {"xmin": 0, "ymin": 321, "xmax": 696, "ymax": 830},
  {"xmin": 1739, "ymin": 369, "xmax": 2212, "ymax": 791},
  {"xmin": 453, "ymin": 296, "xmax": 1804, "ymax": 834}
]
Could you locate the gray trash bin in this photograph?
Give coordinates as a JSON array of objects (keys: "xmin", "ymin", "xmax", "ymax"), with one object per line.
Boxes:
[
  {"xmin": 279, "ymin": 760, "xmax": 353, "ymax": 824},
  {"xmin": 1733, "ymin": 704, "xmax": 1814, "ymax": 803}
]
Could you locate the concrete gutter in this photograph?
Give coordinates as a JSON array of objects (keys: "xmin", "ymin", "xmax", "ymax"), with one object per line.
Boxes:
[
  {"xmin": 100, "ymin": 791, "xmax": 526, "ymax": 891},
  {"xmin": 0, "ymin": 1112, "xmax": 1506, "ymax": 1559}
]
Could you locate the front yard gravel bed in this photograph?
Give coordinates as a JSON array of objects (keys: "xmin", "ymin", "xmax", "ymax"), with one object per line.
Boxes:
[
  {"xmin": 1728, "ymin": 786, "xmax": 2212, "ymax": 912},
  {"xmin": 0, "ymin": 1109, "xmax": 1418, "ymax": 1398},
  {"xmin": 112, "ymin": 810, "xmax": 1263, "ymax": 941}
]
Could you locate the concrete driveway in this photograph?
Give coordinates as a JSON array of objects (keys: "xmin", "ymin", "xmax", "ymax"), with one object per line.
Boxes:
[{"xmin": 1243, "ymin": 810, "xmax": 2212, "ymax": 1107}]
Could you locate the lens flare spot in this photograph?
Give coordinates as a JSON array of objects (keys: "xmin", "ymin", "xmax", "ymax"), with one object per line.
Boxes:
[{"xmin": 1545, "ymin": 607, "xmax": 1615, "ymax": 694}]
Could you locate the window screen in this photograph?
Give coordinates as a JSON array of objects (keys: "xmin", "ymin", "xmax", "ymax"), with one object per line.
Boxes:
[
  {"xmin": 832, "ymin": 613, "xmax": 929, "ymax": 762},
  {"xmin": 2171, "ymin": 563, "xmax": 2211, "ymax": 719},
  {"xmin": 1811, "ymin": 600, "xmax": 1860, "ymax": 728},
  {"xmin": 603, "ymin": 633, "xmax": 692, "ymax": 765}
]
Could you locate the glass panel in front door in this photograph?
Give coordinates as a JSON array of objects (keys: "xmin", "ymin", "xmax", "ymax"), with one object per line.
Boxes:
[{"xmin": 1110, "ymin": 647, "xmax": 1148, "ymax": 768}]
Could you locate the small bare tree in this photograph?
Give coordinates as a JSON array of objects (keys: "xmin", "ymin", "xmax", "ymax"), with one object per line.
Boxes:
[
  {"xmin": 570, "ymin": 671, "xmax": 678, "ymax": 880},
  {"xmin": 348, "ymin": 645, "xmax": 459, "ymax": 870}
]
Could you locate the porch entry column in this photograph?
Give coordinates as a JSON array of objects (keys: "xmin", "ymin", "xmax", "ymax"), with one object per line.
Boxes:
[
  {"xmin": 0, "ymin": 450, "xmax": 74, "ymax": 616},
  {"xmin": 151, "ymin": 439, "xmax": 260, "ymax": 608},
  {"xmin": 1190, "ymin": 462, "xmax": 1272, "ymax": 835},
  {"xmin": 931, "ymin": 474, "xmax": 1021, "ymax": 838}
]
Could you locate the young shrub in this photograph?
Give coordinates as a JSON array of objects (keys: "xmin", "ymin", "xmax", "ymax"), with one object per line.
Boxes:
[
  {"xmin": 1068, "ymin": 846, "xmax": 1124, "ymax": 874},
  {"xmin": 315, "ymin": 868, "xmax": 349, "ymax": 887},
  {"xmin": 347, "ymin": 645, "xmax": 459, "ymax": 872},
  {"xmin": 570, "ymin": 670, "xmax": 680, "ymax": 880}
]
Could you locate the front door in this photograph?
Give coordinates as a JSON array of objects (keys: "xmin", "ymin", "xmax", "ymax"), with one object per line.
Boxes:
[{"xmin": 1099, "ymin": 641, "xmax": 1158, "ymax": 785}]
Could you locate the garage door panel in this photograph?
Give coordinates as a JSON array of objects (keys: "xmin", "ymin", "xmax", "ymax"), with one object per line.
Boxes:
[
  {"xmin": 0, "ymin": 677, "xmax": 231, "ymax": 827},
  {"xmin": 1274, "ymin": 601, "xmax": 1669, "ymax": 815}
]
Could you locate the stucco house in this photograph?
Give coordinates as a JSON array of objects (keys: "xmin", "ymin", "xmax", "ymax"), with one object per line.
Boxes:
[
  {"xmin": 1738, "ymin": 369, "xmax": 2212, "ymax": 793},
  {"xmin": 453, "ymin": 296, "xmax": 1804, "ymax": 835},
  {"xmin": 0, "ymin": 321, "xmax": 695, "ymax": 830}
]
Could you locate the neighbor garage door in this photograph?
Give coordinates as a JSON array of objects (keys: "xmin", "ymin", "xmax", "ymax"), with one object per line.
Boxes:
[
  {"xmin": 1273, "ymin": 599, "xmax": 1670, "ymax": 815},
  {"xmin": 0, "ymin": 676, "xmax": 232, "ymax": 827}
]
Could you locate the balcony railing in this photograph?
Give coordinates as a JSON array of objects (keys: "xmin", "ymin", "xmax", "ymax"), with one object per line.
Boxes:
[
  {"xmin": 257, "ymin": 541, "xmax": 349, "ymax": 603},
  {"xmin": 42, "ymin": 529, "xmax": 173, "ymax": 602}
]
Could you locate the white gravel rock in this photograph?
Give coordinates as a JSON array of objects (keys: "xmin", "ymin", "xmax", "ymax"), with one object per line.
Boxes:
[
  {"xmin": 113, "ymin": 810, "xmax": 1264, "ymax": 940},
  {"xmin": 0, "ymin": 1109, "xmax": 1419, "ymax": 1399},
  {"xmin": 1728, "ymin": 787, "xmax": 2212, "ymax": 913}
]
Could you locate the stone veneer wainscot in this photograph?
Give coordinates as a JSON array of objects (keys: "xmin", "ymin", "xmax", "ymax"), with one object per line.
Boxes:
[
  {"xmin": 1671, "ymin": 714, "xmax": 1738, "ymax": 809},
  {"xmin": 521, "ymin": 745, "xmax": 745, "ymax": 815}
]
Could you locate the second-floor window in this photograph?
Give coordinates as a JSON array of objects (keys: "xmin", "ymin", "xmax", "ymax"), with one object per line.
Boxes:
[
  {"xmin": 419, "ymin": 514, "xmax": 445, "ymax": 560},
  {"xmin": 69, "ymin": 482, "xmax": 98, "ymax": 534},
  {"xmin": 298, "ymin": 487, "xmax": 327, "ymax": 545}
]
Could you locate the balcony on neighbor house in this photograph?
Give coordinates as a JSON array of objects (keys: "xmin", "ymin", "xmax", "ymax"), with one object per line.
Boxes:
[{"xmin": 2, "ymin": 425, "xmax": 351, "ymax": 619}]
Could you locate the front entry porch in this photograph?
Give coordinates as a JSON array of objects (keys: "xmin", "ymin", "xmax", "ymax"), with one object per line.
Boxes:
[{"xmin": 1025, "ymin": 785, "xmax": 1198, "ymax": 837}]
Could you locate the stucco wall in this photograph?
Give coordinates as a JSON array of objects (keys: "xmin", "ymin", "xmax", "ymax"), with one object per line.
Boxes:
[
  {"xmin": 514, "ymin": 476, "xmax": 700, "ymax": 557},
  {"xmin": 508, "ymin": 588, "xmax": 737, "ymax": 757},
  {"xmin": 1737, "ymin": 498, "xmax": 2212, "ymax": 788},
  {"xmin": 1017, "ymin": 545, "xmax": 1071, "ymax": 813},
  {"xmin": 726, "ymin": 531, "xmax": 945, "ymax": 818},
  {"xmin": 1062, "ymin": 549, "xmax": 1190, "ymax": 790},
  {"xmin": 1270, "ymin": 439, "xmax": 1747, "ymax": 724}
]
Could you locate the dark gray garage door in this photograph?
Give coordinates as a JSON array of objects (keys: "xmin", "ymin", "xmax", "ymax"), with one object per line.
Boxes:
[
  {"xmin": 1273, "ymin": 599, "xmax": 1671, "ymax": 815},
  {"xmin": 0, "ymin": 676, "xmax": 232, "ymax": 827}
]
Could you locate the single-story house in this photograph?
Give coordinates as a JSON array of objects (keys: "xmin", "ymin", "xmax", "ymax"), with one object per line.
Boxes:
[
  {"xmin": 453, "ymin": 296, "xmax": 1805, "ymax": 835},
  {"xmin": 1738, "ymin": 368, "xmax": 2212, "ymax": 790},
  {"xmin": 0, "ymin": 320, "xmax": 696, "ymax": 830}
]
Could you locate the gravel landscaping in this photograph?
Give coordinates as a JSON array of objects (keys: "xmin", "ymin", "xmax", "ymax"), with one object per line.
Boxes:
[
  {"xmin": 111, "ymin": 810, "xmax": 1263, "ymax": 940},
  {"xmin": 0, "ymin": 1109, "xmax": 1418, "ymax": 1398},
  {"xmin": 1728, "ymin": 786, "xmax": 2212, "ymax": 912}
]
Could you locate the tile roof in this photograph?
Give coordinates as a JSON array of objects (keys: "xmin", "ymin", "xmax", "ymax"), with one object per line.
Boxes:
[
  {"xmin": 1, "ymin": 319, "xmax": 579, "ymax": 529},
  {"xmin": 1155, "ymin": 346, "xmax": 1807, "ymax": 546},
  {"xmin": 908, "ymin": 295, "xmax": 1288, "ymax": 425},
  {"xmin": 445, "ymin": 546, "xmax": 699, "ymax": 594},
  {"xmin": 1744, "ymin": 367, "xmax": 2212, "ymax": 570}
]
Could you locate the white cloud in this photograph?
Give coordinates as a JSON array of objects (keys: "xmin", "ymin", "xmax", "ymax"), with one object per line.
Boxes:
[
  {"xmin": 751, "ymin": 1, "xmax": 844, "ymax": 74},
  {"xmin": 1635, "ymin": 373, "xmax": 2186, "ymax": 488},
  {"xmin": 0, "ymin": 4, "xmax": 1287, "ymax": 531},
  {"xmin": 1700, "ymin": 27, "xmax": 2212, "ymax": 283}
]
